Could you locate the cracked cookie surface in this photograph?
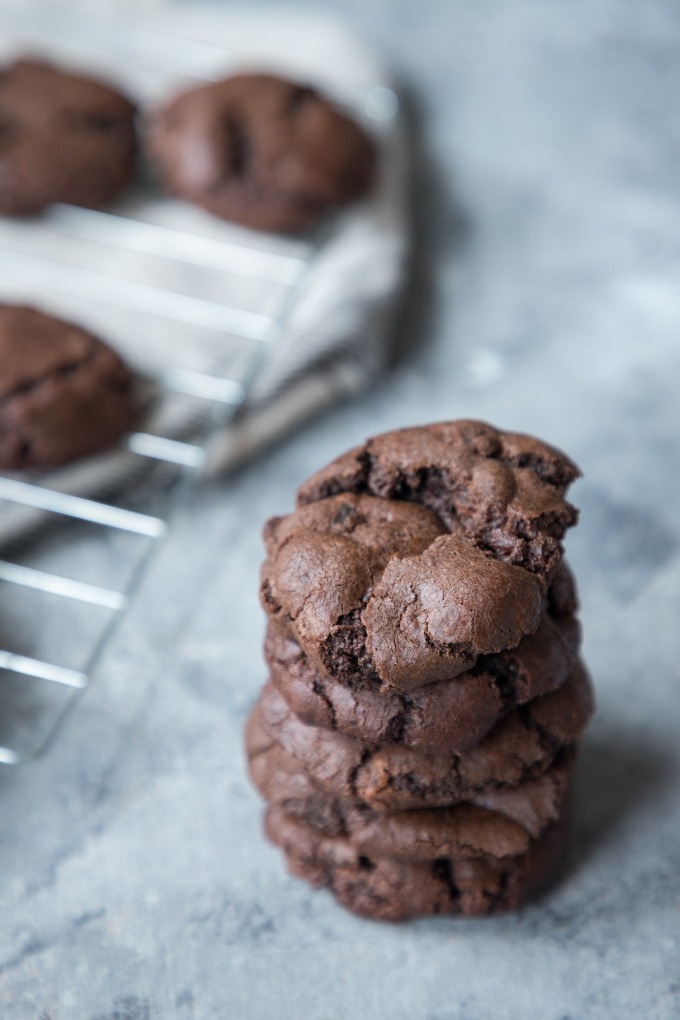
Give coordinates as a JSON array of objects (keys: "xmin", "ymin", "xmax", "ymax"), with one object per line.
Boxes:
[
  {"xmin": 0, "ymin": 58, "xmax": 136, "ymax": 215},
  {"xmin": 146, "ymin": 73, "xmax": 376, "ymax": 233},
  {"xmin": 248, "ymin": 710, "xmax": 574, "ymax": 853},
  {"xmin": 261, "ymin": 486, "xmax": 562, "ymax": 691},
  {"xmin": 0, "ymin": 304, "xmax": 135, "ymax": 469},
  {"xmin": 265, "ymin": 575, "xmax": 581, "ymax": 752},
  {"xmin": 249, "ymin": 661, "xmax": 593, "ymax": 813},
  {"xmin": 298, "ymin": 420, "xmax": 579, "ymax": 577}
]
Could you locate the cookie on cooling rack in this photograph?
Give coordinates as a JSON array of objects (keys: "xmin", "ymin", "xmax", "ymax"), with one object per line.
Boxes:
[
  {"xmin": 146, "ymin": 72, "xmax": 376, "ymax": 233},
  {"xmin": 0, "ymin": 57, "xmax": 136, "ymax": 215},
  {"xmin": 264, "ymin": 579, "xmax": 581, "ymax": 753},
  {"xmin": 0, "ymin": 304, "xmax": 135, "ymax": 469}
]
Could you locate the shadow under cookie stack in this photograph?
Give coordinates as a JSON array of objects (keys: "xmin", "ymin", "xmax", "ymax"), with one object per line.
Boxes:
[{"xmin": 247, "ymin": 421, "xmax": 594, "ymax": 921}]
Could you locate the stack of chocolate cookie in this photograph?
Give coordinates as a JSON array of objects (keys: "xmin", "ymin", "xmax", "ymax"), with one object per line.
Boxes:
[{"xmin": 247, "ymin": 421, "xmax": 593, "ymax": 920}]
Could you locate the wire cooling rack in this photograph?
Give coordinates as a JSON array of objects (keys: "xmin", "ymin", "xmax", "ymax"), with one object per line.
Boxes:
[
  {"xmin": 0, "ymin": 1, "xmax": 397, "ymax": 764},
  {"xmin": 0, "ymin": 212, "xmax": 314, "ymax": 765}
]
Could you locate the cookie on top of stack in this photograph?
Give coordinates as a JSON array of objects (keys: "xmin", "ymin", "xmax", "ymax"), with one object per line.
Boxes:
[{"xmin": 247, "ymin": 421, "xmax": 593, "ymax": 921}]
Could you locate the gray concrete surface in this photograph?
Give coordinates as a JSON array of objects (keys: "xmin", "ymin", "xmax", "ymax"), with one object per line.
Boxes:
[{"xmin": 1, "ymin": 1, "xmax": 679, "ymax": 1017}]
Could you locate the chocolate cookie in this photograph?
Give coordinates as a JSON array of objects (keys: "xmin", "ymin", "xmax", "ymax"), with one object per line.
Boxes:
[
  {"xmin": 265, "ymin": 586, "xmax": 580, "ymax": 753},
  {"xmin": 250, "ymin": 420, "xmax": 588, "ymax": 919},
  {"xmin": 0, "ymin": 304, "xmax": 135, "ymax": 469},
  {"xmin": 0, "ymin": 58, "xmax": 136, "ymax": 215},
  {"xmin": 265, "ymin": 804, "xmax": 571, "ymax": 921},
  {"xmin": 250, "ymin": 661, "xmax": 594, "ymax": 813},
  {"xmin": 247, "ymin": 711, "xmax": 574, "ymax": 849},
  {"xmin": 297, "ymin": 420, "xmax": 580, "ymax": 577},
  {"xmin": 146, "ymin": 72, "xmax": 376, "ymax": 233},
  {"xmin": 261, "ymin": 492, "xmax": 547, "ymax": 692}
]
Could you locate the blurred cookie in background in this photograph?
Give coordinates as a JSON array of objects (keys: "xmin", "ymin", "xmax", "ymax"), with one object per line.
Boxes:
[
  {"xmin": 0, "ymin": 304, "xmax": 136, "ymax": 469},
  {"xmin": 146, "ymin": 72, "xmax": 376, "ymax": 233},
  {"xmin": 0, "ymin": 57, "xmax": 137, "ymax": 215}
]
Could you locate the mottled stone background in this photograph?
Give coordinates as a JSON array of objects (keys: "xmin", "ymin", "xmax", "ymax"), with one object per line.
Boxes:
[{"xmin": 1, "ymin": 1, "xmax": 679, "ymax": 1018}]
